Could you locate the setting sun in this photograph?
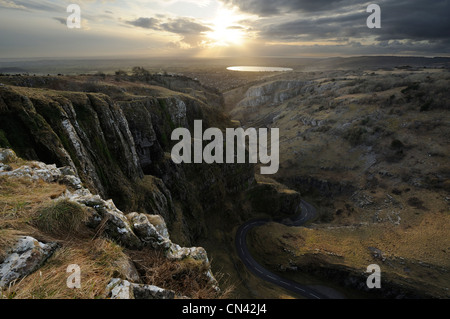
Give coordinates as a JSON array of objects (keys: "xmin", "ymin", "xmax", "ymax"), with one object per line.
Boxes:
[{"xmin": 206, "ymin": 9, "xmax": 246, "ymax": 47}]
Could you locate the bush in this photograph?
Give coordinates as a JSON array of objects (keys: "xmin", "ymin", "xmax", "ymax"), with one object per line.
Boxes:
[
  {"xmin": 401, "ymin": 83, "xmax": 420, "ymax": 94},
  {"xmin": 35, "ymin": 199, "xmax": 89, "ymax": 235},
  {"xmin": 343, "ymin": 126, "xmax": 368, "ymax": 146},
  {"xmin": 391, "ymin": 139, "xmax": 404, "ymax": 149},
  {"xmin": 407, "ymin": 197, "xmax": 426, "ymax": 210},
  {"xmin": 115, "ymin": 70, "xmax": 127, "ymax": 76},
  {"xmin": 420, "ymin": 101, "xmax": 432, "ymax": 112}
]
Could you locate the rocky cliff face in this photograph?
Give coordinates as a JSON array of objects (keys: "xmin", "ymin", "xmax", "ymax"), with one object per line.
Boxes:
[
  {"xmin": 0, "ymin": 86, "xmax": 142, "ymax": 208},
  {"xmin": 0, "ymin": 148, "xmax": 218, "ymax": 298},
  {"xmin": 226, "ymin": 68, "xmax": 450, "ymax": 298},
  {"xmin": 236, "ymin": 80, "xmax": 306, "ymax": 108},
  {"xmin": 0, "ymin": 74, "xmax": 301, "ymax": 290},
  {"xmin": 0, "ymin": 76, "xmax": 232, "ymax": 218}
]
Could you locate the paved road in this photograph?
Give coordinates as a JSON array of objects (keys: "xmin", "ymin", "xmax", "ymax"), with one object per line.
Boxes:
[{"xmin": 235, "ymin": 200, "xmax": 331, "ymax": 299}]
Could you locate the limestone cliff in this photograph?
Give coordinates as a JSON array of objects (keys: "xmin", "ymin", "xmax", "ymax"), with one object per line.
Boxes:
[
  {"xmin": 0, "ymin": 74, "xmax": 302, "ymax": 299},
  {"xmin": 236, "ymin": 80, "xmax": 306, "ymax": 108},
  {"xmin": 0, "ymin": 148, "xmax": 218, "ymax": 298}
]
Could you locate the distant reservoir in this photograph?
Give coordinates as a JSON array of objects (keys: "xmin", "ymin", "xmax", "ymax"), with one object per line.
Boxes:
[{"xmin": 227, "ymin": 66, "xmax": 293, "ymax": 72}]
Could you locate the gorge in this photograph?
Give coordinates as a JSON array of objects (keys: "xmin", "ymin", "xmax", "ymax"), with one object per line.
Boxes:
[{"xmin": 0, "ymin": 71, "xmax": 301, "ymax": 299}]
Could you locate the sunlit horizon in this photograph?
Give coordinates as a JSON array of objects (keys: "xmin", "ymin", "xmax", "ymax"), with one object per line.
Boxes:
[{"xmin": 0, "ymin": 0, "xmax": 448, "ymax": 59}]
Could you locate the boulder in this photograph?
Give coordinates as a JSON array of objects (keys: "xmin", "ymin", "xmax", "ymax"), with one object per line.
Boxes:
[
  {"xmin": 125, "ymin": 213, "xmax": 218, "ymax": 289},
  {"xmin": 106, "ymin": 278, "xmax": 133, "ymax": 299},
  {"xmin": 0, "ymin": 149, "xmax": 18, "ymax": 163},
  {"xmin": 0, "ymin": 159, "xmax": 83, "ymax": 190},
  {"xmin": 127, "ymin": 213, "xmax": 171, "ymax": 250},
  {"xmin": 105, "ymin": 278, "xmax": 175, "ymax": 299},
  {"xmin": 0, "ymin": 236, "xmax": 58, "ymax": 288},
  {"xmin": 146, "ymin": 214, "xmax": 170, "ymax": 239},
  {"xmin": 0, "ymin": 163, "xmax": 12, "ymax": 172},
  {"xmin": 61, "ymin": 189, "xmax": 142, "ymax": 249},
  {"xmin": 114, "ymin": 257, "xmax": 142, "ymax": 284}
]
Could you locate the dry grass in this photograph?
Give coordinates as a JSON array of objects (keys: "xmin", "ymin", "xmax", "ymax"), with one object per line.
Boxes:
[
  {"xmin": 127, "ymin": 248, "xmax": 231, "ymax": 299},
  {"xmin": 0, "ymin": 173, "xmax": 127, "ymax": 299},
  {"xmin": 34, "ymin": 199, "xmax": 90, "ymax": 237},
  {"xmin": 230, "ymin": 69, "xmax": 450, "ymax": 297},
  {"xmin": 248, "ymin": 209, "xmax": 450, "ymax": 298},
  {"xmin": 2, "ymin": 238, "xmax": 128, "ymax": 299},
  {"xmin": 0, "ymin": 175, "xmax": 67, "ymax": 261},
  {"xmin": 0, "ymin": 176, "xmax": 66, "ymax": 229},
  {"xmin": 1, "ymin": 161, "xmax": 226, "ymax": 299}
]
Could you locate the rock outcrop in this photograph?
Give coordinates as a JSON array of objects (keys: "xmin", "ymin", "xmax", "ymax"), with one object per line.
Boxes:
[
  {"xmin": 0, "ymin": 236, "xmax": 58, "ymax": 289},
  {"xmin": 237, "ymin": 80, "xmax": 305, "ymax": 108},
  {"xmin": 0, "ymin": 86, "xmax": 143, "ymax": 209},
  {"xmin": 0, "ymin": 149, "xmax": 17, "ymax": 163},
  {"xmin": 0, "ymin": 160, "xmax": 83, "ymax": 190},
  {"xmin": 0, "ymin": 75, "xmax": 304, "ymax": 298},
  {"xmin": 0, "ymin": 149, "xmax": 218, "ymax": 295},
  {"xmin": 106, "ymin": 278, "xmax": 175, "ymax": 300}
]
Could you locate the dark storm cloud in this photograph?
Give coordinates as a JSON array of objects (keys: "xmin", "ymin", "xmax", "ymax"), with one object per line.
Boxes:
[
  {"xmin": 249, "ymin": 39, "xmax": 450, "ymax": 56},
  {"xmin": 377, "ymin": 0, "xmax": 450, "ymax": 41},
  {"xmin": 223, "ymin": 0, "xmax": 450, "ymax": 46},
  {"xmin": 221, "ymin": 0, "xmax": 362, "ymax": 16},
  {"xmin": 259, "ymin": 11, "xmax": 364, "ymax": 41}
]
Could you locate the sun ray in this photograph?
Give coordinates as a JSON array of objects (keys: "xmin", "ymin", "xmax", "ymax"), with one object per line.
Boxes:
[{"xmin": 206, "ymin": 8, "xmax": 247, "ymax": 47}]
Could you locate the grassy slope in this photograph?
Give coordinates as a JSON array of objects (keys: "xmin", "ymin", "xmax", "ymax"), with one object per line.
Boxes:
[
  {"xmin": 248, "ymin": 210, "xmax": 450, "ymax": 298},
  {"xmin": 229, "ymin": 68, "xmax": 450, "ymax": 298},
  {"xmin": 0, "ymin": 157, "xmax": 229, "ymax": 299}
]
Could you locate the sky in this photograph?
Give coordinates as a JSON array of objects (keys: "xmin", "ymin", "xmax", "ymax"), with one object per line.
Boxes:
[{"xmin": 0, "ymin": 0, "xmax": 449, "ymax": 58}]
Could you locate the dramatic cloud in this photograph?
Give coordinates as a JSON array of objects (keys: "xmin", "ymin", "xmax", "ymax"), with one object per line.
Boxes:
[
  {"xmin": 0, "ymin": 0, "xmax": 449, "ymax": 58},
  {"xmin": 222, "ymin": 0, "xmax": 450, "ymax": 55},
  {"xmin": 221, "ymin": 0, "xmax": 363, "ymax": 16},
  {"xmin": 258, "ymin": 12, "xmax": 365, "ymax": 41},
  {"xmin": 376, "ymin": 0, "xmax": 450, "ymax": 41}
]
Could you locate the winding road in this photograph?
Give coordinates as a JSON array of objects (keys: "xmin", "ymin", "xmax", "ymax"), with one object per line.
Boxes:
[{"xmin": 235, "ymin": 200, "xmax": 331, "ymax": 299}]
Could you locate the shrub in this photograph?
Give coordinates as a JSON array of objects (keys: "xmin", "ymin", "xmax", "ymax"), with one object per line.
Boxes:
[
  {"xmin": 420, "ymin": 101, "xmax": 432, "ymax": 112},
  {"xmin": 401, "ymin": 83, "xmax": 420, "ymax": 94},
  {"xmin": 343, "ymin": 126, "xmax": 368, "ymax": 146},
  {"xmin": 391, "ymin": 139, "xmax": 404, "ymax": 149},
  {"xmin": 407, "ymin": 197, "xmax": 427, "ymax": 210},
  {"xmin": 35, "ymin": 199, "xmax": 89, "ymax": 235}
]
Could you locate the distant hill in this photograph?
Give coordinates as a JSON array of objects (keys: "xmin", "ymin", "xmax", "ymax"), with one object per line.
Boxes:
[
  {"xmin": 313, "ymin": 56, "xmax": 450, "ymax": 70},
  {"xmin": 0, "ymin": 56, "xmax": 448, "ymax": 76}
]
